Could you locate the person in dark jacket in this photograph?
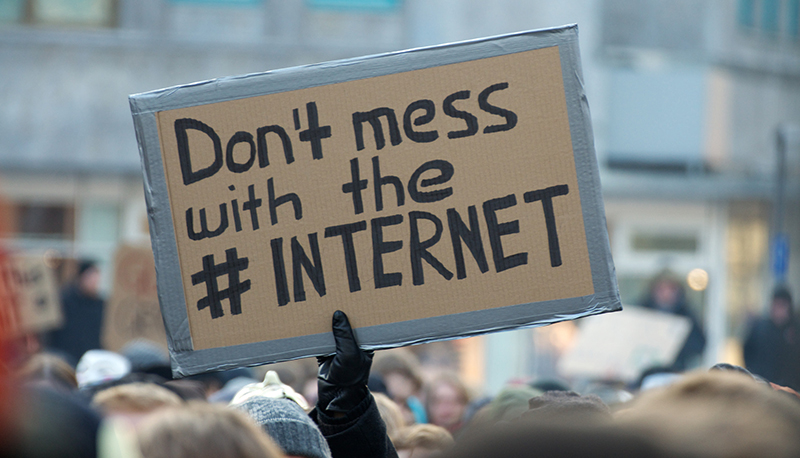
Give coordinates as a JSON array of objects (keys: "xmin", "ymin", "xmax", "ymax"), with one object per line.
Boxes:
[
  {"xmin": 744, "ymin": 285, "xmax": 800, "ymax": 390},
  {"xmin": 311, "ymin": 310, "xmax": 398, "ymax": 458},
  {"xmin": 48, "ymin": 260, "xmax": 105, "ymax": 366},
  {"xmin": 641, "ymin": 273, "xmax": 706, "ymax": 370},
  {"xmin": 6, "ymin": 385, "xmax": 101, "ymax": 458}
]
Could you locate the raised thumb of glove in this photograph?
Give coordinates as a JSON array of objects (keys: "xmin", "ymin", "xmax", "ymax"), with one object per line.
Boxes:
[{"xmin": 317, "ymin": 310, "xmax": 373, "ymax": 413}]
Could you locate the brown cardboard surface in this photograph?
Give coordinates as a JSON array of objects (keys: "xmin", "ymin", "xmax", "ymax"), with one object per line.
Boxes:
[
  {"xmin": 102, "ymin": 244, "xmax": 168, "ymax": 352},
  {"xmin": 155, "ymin": 46, "xmax": 594, "ymax": 350}
]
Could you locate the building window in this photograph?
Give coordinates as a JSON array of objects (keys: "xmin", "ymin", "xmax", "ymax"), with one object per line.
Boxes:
[
  {"xmin": 788, "ymin": 0, "xmax": 799, "ymax": 37},
  {"xmin": 631, "ymin": 233, "xmax": 699, "ymax": 253},
  {"xmin": 761, "ymin": 0, "xmax": 780, "ymax": 33},
  {"xmin": 8, "ymin": 203, "xmax": 75, "ymax": 240},
  {"xmin": 0, "ymin": 0, "xmax": 24, "ymax": 23},
  {"xmin": 738, "ymin": 0, "xmax": 756, "ymax": 28},
  {"xmin": 737, "ymin": 0, "xmax": 800, "ymax": 38},
  {"xmin": 307, "ymin": 0, "xmax": 400, "ymax": 12},
  {"xmin": 0, "ymin": 0, "xmax": 116, "ymax": 27}
]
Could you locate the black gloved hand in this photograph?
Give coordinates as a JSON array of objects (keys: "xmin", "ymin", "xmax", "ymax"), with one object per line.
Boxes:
[{"xmin": 316, "ymin": 310, "xmax": 373, "ymax": 414}]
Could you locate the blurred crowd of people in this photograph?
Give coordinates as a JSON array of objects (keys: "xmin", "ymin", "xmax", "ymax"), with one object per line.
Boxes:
[{"xmin": 1, "ymin": 263, "xmax": 800, "ymax": 458}]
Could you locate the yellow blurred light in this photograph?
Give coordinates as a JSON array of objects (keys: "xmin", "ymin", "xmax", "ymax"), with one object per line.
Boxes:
[{"xmin": 687, "ymin": 268, "xmax": 709, "ymax": 291}]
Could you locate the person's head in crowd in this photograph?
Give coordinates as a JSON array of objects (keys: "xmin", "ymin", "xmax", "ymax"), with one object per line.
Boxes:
[
  {"xmin": 18, "ymin": 352, "xmax": 77, "ymax": 391},
  {"xmin": 616, "ymin": 370, "xmax": 800, "ymax": 457},
  {"xmin": 89, "ymin": 370, "xmax": 207, "ymax": 404},
  {"xmin": 229, "ymin": 370, "xmax": 326, "ymax": 458},
  {"xmin": 481, "ymin": 385, "xmax": 542, "ymax": 425},
  {"xmin": 92, "ymin": 382, "xmax": 182, "ymax": 426},
  {"xmin": 374, "ymin": 392, "xmax": 406, "ymax": 439},
  {"xmin": 373, "ymin": 349, "xmax": 424, "ymax": 403},
  {"xmin": 770, "ymin": 285, "xmax": 794, "ymax": 328},
  {"xmin": 120, "ymin": 339, "xmax": 170, "ymax": 375},
  {"xmin": 230, "ymin": 370, "xmax": 309, "ymax": 410},
  {"xmin": 208, "ymin": 375, "xmax": 260, "ymax": 404},
  {"xmin": 392, "ymin": 423, "xmax": 454, "ymax": 458},
  {"xmin": 522, "ymin": 390, "xmax": 611, "ymax": 425},
  {"xmin": 646, "ymin": 272, "xmax": 685, "ymax": 312},
  {"xmin": 374, "ymin": 349, "xmax": 427, "ymax": 424},
  {"xmin": 162, "ymin": 378, "xmax": 208, "ymax": 401},
  {"xmin": 424, "ymin": 372, "xmax": 470, "ymax": 435},
  {"xmin": 136, "ymin": 401, "xmax": 285, "ymax": 458},
  {"xmin": 438, "ymin": 421, "xmax": 671, "ymax": 458},
  {"xmin": 231, "ymin": 396, "xmax": 330, "ymax": 458},
  {"xmin": 452, "ymin": 389, "xmax": 531, "ymax": 453},
  {"xmin": 76, "ymin": 349, "xmax": 131, "ymax": 390},
  {"xmin": 76, "ymin": 259, "xmax": 101, "ymax": 297},
  {"xmin": 187, "ymin": 367, "xmax": 255, "ymax": 399}
]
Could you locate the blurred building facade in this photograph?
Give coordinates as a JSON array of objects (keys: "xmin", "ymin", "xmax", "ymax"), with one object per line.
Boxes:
[{"xmin": 1, "ymin": 0, "xmax": 798, "ymax": 392}]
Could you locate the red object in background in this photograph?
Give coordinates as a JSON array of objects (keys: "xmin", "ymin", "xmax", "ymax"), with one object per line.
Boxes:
[{"xmin": 0, "ymin": 247, "xmax": 22, "ymax": 451}]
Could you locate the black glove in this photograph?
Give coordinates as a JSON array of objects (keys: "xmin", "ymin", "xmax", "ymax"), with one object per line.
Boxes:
[{"xmin": 316, "ymin": 310, "xmax": 373, "ymax": 414}]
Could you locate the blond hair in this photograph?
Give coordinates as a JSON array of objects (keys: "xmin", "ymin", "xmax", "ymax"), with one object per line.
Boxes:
[
  {"xmin": 93, "ymin": 382, "xmax": 182, "ymax": 414},
  {"xmin": 391, "ymin": 423, "xmax": 454, "ymax": 453},
  {"xmin": 137, "ymin": 401, "xmax": 284, "ymax": 458},
  {"xmin": 18, "ymin": 353, "xmax": 77, "ymax": 389},
  {"xmin": 374, "ymin": 392, "xmax": 406, "ymax": 437},
  {"xmin": 617, "ymin": 371, "xmax": 800, "ymax": 458}
]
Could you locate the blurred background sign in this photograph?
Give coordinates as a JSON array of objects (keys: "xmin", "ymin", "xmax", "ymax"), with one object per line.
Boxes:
[
  {"xmin": 0, "ymin": 253, "xmax": 63, "ymax": 338},
  {"xmin": 558, "ymin": 305, "xmax": 690, "ymax": 383},
  {"xmin": 101, "ymin": 244, "xmax": 167, "ymax": 352}
]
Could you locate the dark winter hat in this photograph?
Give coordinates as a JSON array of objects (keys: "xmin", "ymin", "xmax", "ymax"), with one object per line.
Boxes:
[
  {"xmin": 77, "ymin": 259, "xmax": 97, "ymax": 276},
  {"xmin": 773, "ymin": 285, "xmax": 793, "ymax": 304},
  {"xmin": 231, "ymin": 396, "xmax": 332, "ymax": 458},
  {"xmin": 120, "ymin": 338, "xmax": 169, "ymax": 373}
]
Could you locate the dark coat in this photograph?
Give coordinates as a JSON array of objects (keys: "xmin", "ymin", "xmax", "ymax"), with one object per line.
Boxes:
[
  {"xmin": 47, "ymin": 284, "xmax": 104, "ymax": 366},
  {"xmin": 744, "ymin": 317, "xmax": 800, "ymax": 390},
  {"xmin": 311, "ymin": 393, "xmax": 398, "ymax": 458}
]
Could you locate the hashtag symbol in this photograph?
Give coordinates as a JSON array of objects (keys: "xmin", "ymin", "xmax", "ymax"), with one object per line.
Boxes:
[{"xmin": 191, "ymin": 248, "xmax": 251, "ymax": 319}]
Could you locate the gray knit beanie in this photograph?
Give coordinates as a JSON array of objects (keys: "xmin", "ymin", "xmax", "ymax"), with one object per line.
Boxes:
[
  {"xmin": 232, "ymin": 396, "xmax": 332, "ymax": 458},
  {"xmin": 120, "ymin": 338, "xmax": 169, "ymax": 372}
]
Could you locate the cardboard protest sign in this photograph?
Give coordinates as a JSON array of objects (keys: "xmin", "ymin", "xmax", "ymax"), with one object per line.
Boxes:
[
  {"xmin": 15, "ymin": 256, "xmax": 62, "ymax": 333},
  {"xmin": 130, "ymin": 25, "xmax": 621, "ymax": 376},
  {"xmin": 0, "ymin": 253, "xmax": 63, "ymax": 338},
  {"xmin": 102, "ymin": 244, "xmax": 168, "ymax": 352},
  {"xmin": 558, "ymin": 305, "xmax": 691, "ymax": 382}
]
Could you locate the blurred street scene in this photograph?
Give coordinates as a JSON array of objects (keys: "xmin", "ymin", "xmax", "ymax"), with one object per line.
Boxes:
[{"xmin": 1, "ymin": 1, "xmax": 800, "ymax": 457}]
